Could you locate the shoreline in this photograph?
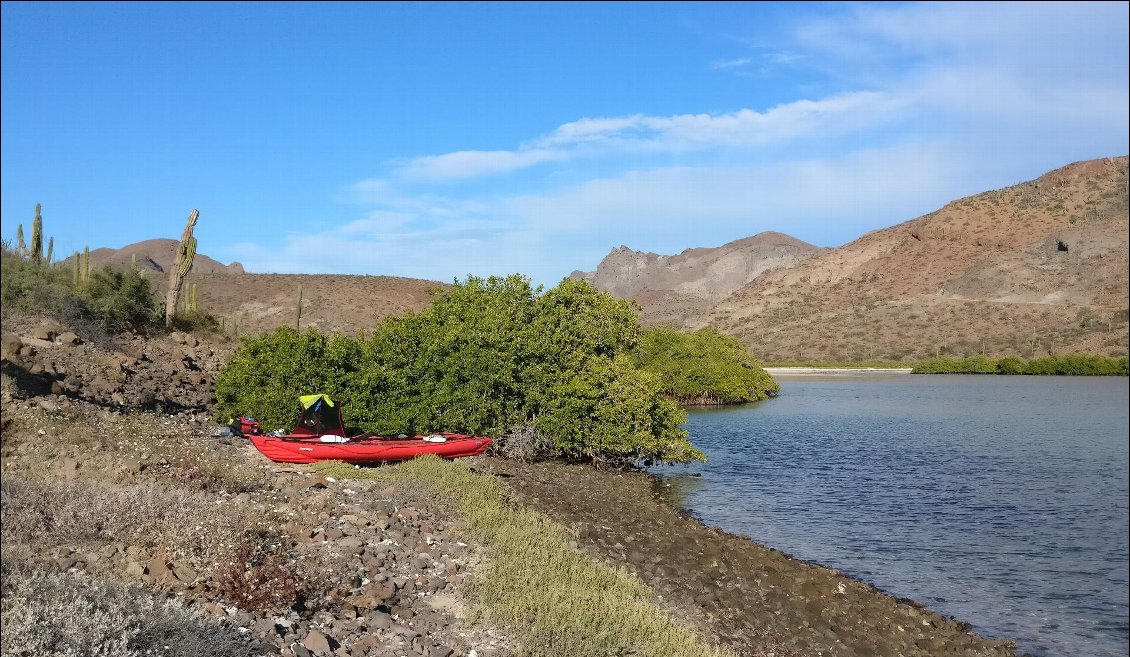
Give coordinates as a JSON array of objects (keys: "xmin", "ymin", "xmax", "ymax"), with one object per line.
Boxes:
[
  {"xmin": 487, "ymin": 456, "xmax": 1021, "ymax": 657},
  {"xmin": 764, "ymin": 366, "xmax": 915, "ymax": 376}
]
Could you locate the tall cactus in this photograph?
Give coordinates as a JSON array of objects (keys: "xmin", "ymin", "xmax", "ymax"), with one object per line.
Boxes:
[
  {"xmin": 295, "ymin": 284, "xmax": 303, "ymax": 330},
  {"xmin": 82, "ymin": 246, "xmax": 90, "ymax": 284},
  {"xmin": 46, "ymin": 237, "xmax": 54, "ymax": 265},
  {"xmin": 30, "ymin": 204, "xmax": 43, "ymax": 265},
  {"xmin": 187, "ymin": 283, "xmax": 198, "ymax": 313},
  {"xmin": 73, "ymin": 252, "xmax": 81, "ymax": 286},
  {"xmin": 165, "ymin": 209, "xmax": 199, "ymax": 328},
  {"xmin": 16, "ymin": 225, "xmax": 27, "ymax": 257}
]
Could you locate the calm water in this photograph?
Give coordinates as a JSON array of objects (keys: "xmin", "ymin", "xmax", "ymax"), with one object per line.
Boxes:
[{"xmin": 653, "ymin": 375, "xmax": 1129, "ymax": 657}]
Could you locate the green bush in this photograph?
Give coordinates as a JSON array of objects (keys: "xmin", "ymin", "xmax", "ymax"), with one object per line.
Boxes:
[
  {"xmin": 1024, "ymin": 354, "xmax": 1128, "ymax": 376},
  {"xmin": 913, "ymin": 356, "xmax": 997, "ymax": 374},
  {"xmin": 1, "ymin": 244, "xmax": 79, "ymax": 318},
  {"xmin": 2, "ymin": 244, "xmax": 162, "ymax": 335},
  {"xmin": 995, "ymin": 356, "xmax": 1025, "ymax": 374},
  {"xmin": 215, "ymin": 276, "xmax": 703, "ymax": 465},
  {"xmin": 80, "ymin": 265, "xmax": 163, "ymax": 333},
  {"xmin": 914, "ymin": 355, "xmax": 1128, "ymax": 375},
  {"xmin": 634, "ymin": 327, "xmax": 779, "ymax": 404}
]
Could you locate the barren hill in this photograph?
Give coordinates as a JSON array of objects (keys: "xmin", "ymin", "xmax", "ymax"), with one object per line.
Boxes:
[
  {"xmin": 183, "ymin": 273, "xmax": 445, "ymax": 336},
  {"xmin": 78, "ymin": 238, "xmax": 246, "ymax": 275},
  {"xmin": 64, "ymin": 240, "xmax": 445, "ymax": 335},
  {"xmin": 703, "ymin": 156, "xmax": 1129, "ymax": 361},
  {"xmin": 571, "ymin": 232, "xmax": 824, "ymax": 327}
]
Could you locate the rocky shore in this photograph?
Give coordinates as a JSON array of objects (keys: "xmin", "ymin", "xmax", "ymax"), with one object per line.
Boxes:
[{"xmin": 1, "ymin": 313, "xmax": 1022, "ymax": 657}]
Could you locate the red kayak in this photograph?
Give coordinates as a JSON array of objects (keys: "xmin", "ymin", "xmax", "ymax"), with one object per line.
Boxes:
[
  {"xmin": 240, "ymin": 395, "xmax": 492, "ymax": 464},
  {"xmin": 249, "ymin": 432, "xmax": 493, "ymax": 464}
]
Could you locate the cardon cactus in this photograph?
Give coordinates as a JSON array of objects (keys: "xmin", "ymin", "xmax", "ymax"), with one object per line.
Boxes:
[
  {"xmin": 296, "ymin": 284, "xmax": 303, "ymax": 330},
  {"xmin": 165, "ymin": 209, "xmax": 199, "ymax": 328},
  {"xmin": 30, "ymin": 204, "xmax": 43, "ymax": 265}
]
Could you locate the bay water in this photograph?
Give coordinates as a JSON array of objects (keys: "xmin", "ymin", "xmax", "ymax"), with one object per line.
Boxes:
[{"xmin": 653, "ymin": 374, "xmax": 1129, "ymax": 657}]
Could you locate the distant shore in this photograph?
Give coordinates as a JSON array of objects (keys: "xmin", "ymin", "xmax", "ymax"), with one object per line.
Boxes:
[{"xmin": 764, "ymin": 366, "xmax": 915, "ymax": 376}]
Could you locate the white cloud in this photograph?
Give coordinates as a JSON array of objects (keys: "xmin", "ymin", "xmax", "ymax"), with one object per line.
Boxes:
[
  {"xmin": 710, "ymin": 57, "xmax": 752, "ymax": 70},
  {"xmin": 386, "ymin": 91, "xmax": 911, "ymax": 183},
  {"xmin": 502, "ymin": 142, "xmax": 968, "ymax": 250},
  {"xmin": 264, "ymin": 2, "xmax": 1126, "ymax": 288},
  {"xmin": 395, "ymin": 148, "xmax": 563, "ymax": 182}
]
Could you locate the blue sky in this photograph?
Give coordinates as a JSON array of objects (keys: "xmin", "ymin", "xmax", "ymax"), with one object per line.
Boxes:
[{"xmin": 2, "ymin": 2, "xmax": 1127, "ymax": 287}]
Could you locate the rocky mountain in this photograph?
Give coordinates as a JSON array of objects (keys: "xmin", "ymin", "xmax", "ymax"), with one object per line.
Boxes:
[
  {"xmin": 571, "ymin": 232, "xmax": 824, "ymax": 327},
  {"xmin": 703, "ymin": 156, "xmax": 1129, "ymax": 361}
]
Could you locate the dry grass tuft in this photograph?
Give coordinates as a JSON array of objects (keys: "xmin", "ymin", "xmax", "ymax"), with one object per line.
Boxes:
[
  {"xmin": 0, "ymin": 553, "xmax": 257, "ymax": 657},
  {"xmin": 316, "ymin": 456, "xmax": 735, "ymax": 657}
]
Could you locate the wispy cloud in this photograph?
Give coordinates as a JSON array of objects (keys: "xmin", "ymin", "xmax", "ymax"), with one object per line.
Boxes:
[
  {"xmin": 394, "ymin": 148, "xmax": 564, "ymax": 182},
  {"xmin": 710, "ymin": 56, "xmax": 752, "ymax": 70},
  {"xmin": 244, "ymin": 3, "xmax": 1127, "ymax": 287},
  {"xmin": 385, "ymin": 91, "xmax": 911, "ymax": 183}
]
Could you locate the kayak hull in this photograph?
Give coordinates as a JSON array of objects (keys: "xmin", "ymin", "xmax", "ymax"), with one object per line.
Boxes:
[{"xmin": 248, "ymin": 432, "xmax": 492, "ymax": 464}]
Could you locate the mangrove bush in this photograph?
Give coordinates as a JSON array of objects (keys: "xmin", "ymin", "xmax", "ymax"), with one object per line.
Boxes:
[
  {"xmin": 913, "ymin": 355, "xmax": 1128, "ymax": 375},
  {"xmin": 215, "ymin": 276, "xmax": 703, "ymax": 465},
  {"xmin": 634, "ymin": 327, "xmax": 779, "ymax": 404}
]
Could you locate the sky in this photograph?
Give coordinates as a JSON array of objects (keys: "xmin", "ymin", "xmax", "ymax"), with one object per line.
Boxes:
[{"xmin": 2, "ymin": 2, "xmax": 1127, "ymax": 287}]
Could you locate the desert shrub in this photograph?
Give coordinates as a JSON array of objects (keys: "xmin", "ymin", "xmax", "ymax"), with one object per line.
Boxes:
[
  {"xmin": 1, "ymin": 245, "xmax": 162, "ymax": 335},
  {"xmin": 216, "ymin": 276, "xmax": 703, "ymax": 465},
  {"xmin": 80, "ymin": 265, "xmax": 163, "ymax": 334},
  {"xmin": 0, "ymin": 243, "xmax": 82, "ymax": 319},
  {"xmin": 164, "ymin": 442, "xmax": 272, "ymax": 493},
  {"xmin": 1, "ymin": 475, "xmax": 251, "ymax": 572},
  {"xmin": 493, "ymin": 420, "xmax": 554, "ymax": 462},
  {"xmin": 217, "ymin": 542, "xmax": 309, "ymax": 613},
  {"xmin": 0, "ymin": 559, "xmax": 257, "ymax": 657},
  {"xmin": 171, "ymin": 309, "xmax": 222, "ymax": 334},
  {"xmin": 634, "ymin": 327, "xmax": 779, "ymax": 404}
]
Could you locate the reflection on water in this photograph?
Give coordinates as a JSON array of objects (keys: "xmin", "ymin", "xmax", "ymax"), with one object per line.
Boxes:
[{"xmin": 653, "ymin": 375, "xmax": 1130, "ymax": 657}]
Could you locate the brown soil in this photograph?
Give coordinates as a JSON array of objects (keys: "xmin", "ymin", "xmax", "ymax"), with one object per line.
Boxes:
[
  {"xmin": 475, "ymin": 457, "xmax": 1021, "ymax": 657},
  {"xmin": 183, "ymin": 272, "xmax": 445, "ymax": 335}
]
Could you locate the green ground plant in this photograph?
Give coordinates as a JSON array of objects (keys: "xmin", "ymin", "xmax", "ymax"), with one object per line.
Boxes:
[{"xmin": 315, "ymin": 456, "xmax": 732, "ymax": 657}]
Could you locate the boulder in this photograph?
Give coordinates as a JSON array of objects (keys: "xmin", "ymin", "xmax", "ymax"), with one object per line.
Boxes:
[
  {"xmin": 57, "ymin": 331, "xmax": 81, "ymax": 345},
  {"xmin": 300, "ymin": 630, "xmax": 337, "ymax": 654}
]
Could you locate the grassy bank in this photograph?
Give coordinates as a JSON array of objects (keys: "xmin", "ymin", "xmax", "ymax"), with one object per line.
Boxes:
[
  {"xmin": 763, "ymin": 360, "xmax": 913, "ymax": 369},
  {"xmin": 912, "ymin": 354, "xmax": 1128, "ymax": 375},
  {"xmin": 766, "ymin": 355, "xmax": 1128, "ymax": 375},
  {"xmin": 315, "ymin": 456, "xmax": 732, "ymax": 657}
]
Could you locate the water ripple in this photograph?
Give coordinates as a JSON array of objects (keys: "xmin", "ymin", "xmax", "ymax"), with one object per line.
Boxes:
[{"xmin": 655, "ymin": 375, "xmax": 1130, "ymax": 657}]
